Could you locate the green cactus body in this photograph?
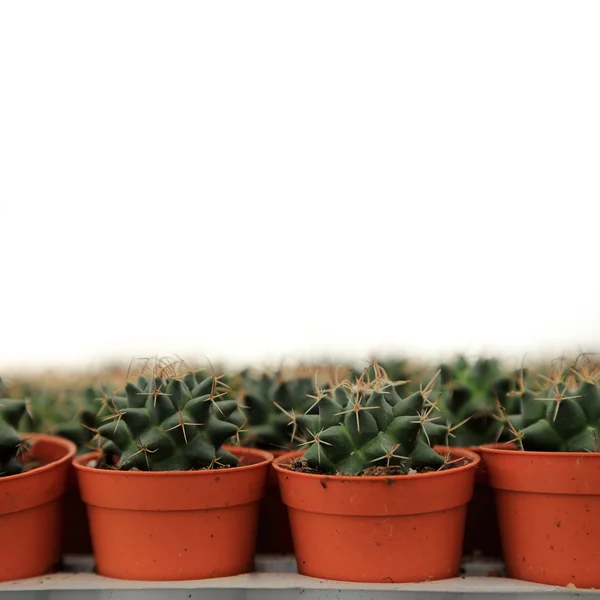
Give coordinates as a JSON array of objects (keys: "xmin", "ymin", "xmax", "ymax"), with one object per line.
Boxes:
[
  {"xmin": 433, "ymin": 356, "xmax": 518, "ymax": 447},
  {"xmin": 236, "ymin": 370, "xmax": 320, "ymax": 451},
  {"xmin": 50, "ymin": 386, "xmax": 108, "ymax": 454},
  {"xmin": 295, "ymin": 368, "xmax": 448, "ymax": 476},
  {"xmin": 97, "ymin": 371, "xmax": 240, "ymax": 471},
  {"xmin": 0, "ymin": 398, "xmax": 28, "ymax": 477},
  {"xmin": 509, "ymin": 375, "xmax": 600, "ymax": 452}
]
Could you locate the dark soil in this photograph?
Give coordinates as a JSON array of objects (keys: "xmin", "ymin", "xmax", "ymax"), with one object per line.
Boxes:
[
  {"xmin": 89, "ymin": 455, "xmax": 234, "ymax": 472},
  {"xmin": 284, "ymin": 459, "xmax": 331, "ymax": 475},
  {"xmin": 284, "ymin": 457, "xmax": 470, "ymax": 477},
  {"xmin": 20, "ymin": 457, "xmax": 46, "ymax": 473},
  {"xmin": 361, "ymin": 465, "xmax": 409, "ymax": 477}
]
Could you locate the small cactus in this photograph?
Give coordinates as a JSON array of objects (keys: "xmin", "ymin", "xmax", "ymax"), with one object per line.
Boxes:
[
  {"xmin": 52, "ymin": 386, "xmax": 105, "ymax": 454},
  {"xmin": 433, "ymin": 356, "xmax": 519, "ymax": 447},
  {"xmin": 95, "ymin": 361, "xmax": 241, "ymax": 471},
  {"xmin": 234, "ymin": 369, "xmax": 326, "ymax": 451},
  {"xmin": 503, "ymin": 362, "xmax": 600, "ymax": 452},
  {"xmin": 0, "ymin": 397, "xmax": 29, "ymax": 477},
  {"xmin": 292, "ymin": 363, "xmax": 451, "ymax": 476}
]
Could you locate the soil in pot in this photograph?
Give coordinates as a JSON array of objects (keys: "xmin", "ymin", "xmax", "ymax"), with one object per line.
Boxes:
[
  {"xmin": 274, "ymin": 446, "xmax": 480, "ymax": 583},
  {"xmin": 0, "ymin": 434, "xmax": 77, "ymax": 582},
  {"xmin": 74, "ymin": 445, "xmax": 273, "ymax": 581},
  {"xmin": 482, "ymin": 446, "xmax": 600, "ymax": 589}
]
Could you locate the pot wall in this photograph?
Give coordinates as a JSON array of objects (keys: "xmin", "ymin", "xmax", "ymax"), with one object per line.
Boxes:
[
  {"xmin": 0, "ymin": 435, "xmax": 76, "ymax": 582},
  {"xmin": 482, "ymin": 446, "xmax": 600, "ymax": 588},
  {"xmin": 274, "ymin": 446, "xmax": 479, "ymax": 583},
  {"xmin": 74, "ymin": 446, "xmax": 273, "ymax": 581}
]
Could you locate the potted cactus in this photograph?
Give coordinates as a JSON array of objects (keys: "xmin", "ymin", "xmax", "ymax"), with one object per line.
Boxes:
[
  {"xmin": 430, "ymin": 356, "xmax": 521, "ymax": 559},
  {"xmin": 272, "ymin": 363, "xmax": 480, "ymax": 583},
  {"xmin": 482, "ymin": 359, "xmax": 600, "ymax": 588},
  {"xmin": 10, "ymin": 378, "xmax": 108, "ymax": 556},
  {"xmin": 73, "ymin": 359, "xmax": 273, "ymax": 581},
  {"xmin": 227, "ymin": 367, "xmax": 327, "ymax": 554},
  {"xmin": 0, "ymin": 390, "xmax": 76, "ymax": 582},
  {"xmin": 50, "ymin": 385, "xmax": 107, "ymax": 556}
]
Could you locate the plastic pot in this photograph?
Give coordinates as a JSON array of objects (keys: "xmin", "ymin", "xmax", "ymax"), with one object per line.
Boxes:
[
  {"xmin": 256, "ymin": 448, "xmax": 294, "ymax": 555},
  {"xmin": 273, "ymin": 446, "xmax": 479, "ymax": 583},
  {"xmin": 481, "ymin": 445, "xmax": 600, "ymax": 588},
  {"xmin": 74, "ymin": 446, "xmax": 273, "ymax": 581},
  {"xmin": 461, "ymin": 446, "xmax": 502, "ymax": 558},
  {"xmin": 0, "ymin": 434, "xmax": 77, "ymax": 582},
  {"xmin": 60, "ymin": 464, "xmax": 93, "ymax": 555}
]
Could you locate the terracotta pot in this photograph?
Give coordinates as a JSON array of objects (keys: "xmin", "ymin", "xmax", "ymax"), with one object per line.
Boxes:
[
  {"xmin": 74, "ymin": 446, "xmax": 273, "ymax": 581},
  {"xmin": 0, "ymin": 434, "xmax": 77, "ymax": 582},
  {"xmin": 256, "ymin": 448, "xmax": 294, "ymax": 555},
  {"xmin": 481, "ymin": 445, "xmax": 600, "ymax": 588},
  {"xmin": 60, "ymin": 464, "xmax": 93, "ymax": 555},
  {"xmin": 273, "ymin": 446, "xmax": 479, "ymax": 583},
  {"xmin": 461, "ymin": 446, "xmax": 502, "ymax": 558}
]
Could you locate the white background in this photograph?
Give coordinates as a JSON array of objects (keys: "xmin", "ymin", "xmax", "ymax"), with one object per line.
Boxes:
[{"xmin": 1, "ymin": 1, "xmax": 599, "ymax": 372}]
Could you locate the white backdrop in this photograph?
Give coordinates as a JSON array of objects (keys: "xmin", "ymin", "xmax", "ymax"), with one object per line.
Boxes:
[{"xmin": 1, "ymin": 1, "xmax": 599, "ymax": 371}]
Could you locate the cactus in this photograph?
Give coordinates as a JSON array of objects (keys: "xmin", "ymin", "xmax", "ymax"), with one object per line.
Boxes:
[
  {"xmin": 7, "ymin": 380, "xmax": 106, "ymax": 454},
  {"xmin": 291, "ymin": 364, "xmax": 451, "ymax": 476},
  {"xmin": 234, "ymin": 369, "xmax": 326, "ymax": 451},
  {"xmin": 52, "ymin": 386, "xmax": 106, "ymax": 454},
  {"xmin": 95, "ymin": 363, "xmax": 241, "ymax": 471},
  {"xmin": 503, "ymin": 363, "xmax": 600, "ymax": 452},
  {"xmin": 431, "ymin": 356, "xmax": 520, "ymax": 447},
  {"xmin": 0, "ymin": 397, "xmax": 29, "ymax": 477}
]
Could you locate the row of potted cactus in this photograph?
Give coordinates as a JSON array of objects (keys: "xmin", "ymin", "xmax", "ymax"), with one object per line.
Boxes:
[{"xmin": 0, "ymin": 354, "xmax": 599, "ymax": 587}]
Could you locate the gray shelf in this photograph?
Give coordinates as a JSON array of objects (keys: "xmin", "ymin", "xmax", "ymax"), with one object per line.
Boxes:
[{"xmin": 0, "ymin": 555, "xmax": 596, "ymax": 599}]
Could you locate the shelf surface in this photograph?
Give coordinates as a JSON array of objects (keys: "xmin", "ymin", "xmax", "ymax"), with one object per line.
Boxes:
[{"xmin": 0, "ymin": 555, "xmax": 596, "ymax": 599}]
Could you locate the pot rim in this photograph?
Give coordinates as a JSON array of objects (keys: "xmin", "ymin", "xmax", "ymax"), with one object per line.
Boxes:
[
  {"xmin": 0, "ymin": 433, "xmax": 77, "ymax": 483},
  {"xmin": 272, "ymin": 445, "xmax": 480, "ymax": 482},
  {"xmin": 480, "ymin": 443, "xmax": 600, "ymax": 459},
  {"xmin": 73, "ymin": 444, "xmax": 274, "ymax": 477}
]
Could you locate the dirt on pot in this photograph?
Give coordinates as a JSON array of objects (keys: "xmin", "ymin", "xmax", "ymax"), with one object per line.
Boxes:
[{"xmin": 20, "ymin": 457, "xmax": 47, "ymax": 472}]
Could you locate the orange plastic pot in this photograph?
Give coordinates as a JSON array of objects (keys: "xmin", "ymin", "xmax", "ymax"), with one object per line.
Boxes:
[
  {"xmin": 273, "ymin": 446, "xmax": 479, "ymax": 583},
  {"xmin": 481, "ymin": 446, "xmax": 600, "ymax": 588},
  {"xmin": 60, "ymin": 464, "xmax": 93, "ymax": 555},
  {"xmin": 74, "ymin": 446, "xmax": 273, "ymax": 581},
  {"xmin": 256, "ymin": 448, "xmax": 294, "ymax": 555},
  {"xmin": 461, "ymin": 446, "xmax": 502, "ymax": 558},
  {"xmin": 0, "ymin": 434, "xmax": 77, "ymax": 582}
]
